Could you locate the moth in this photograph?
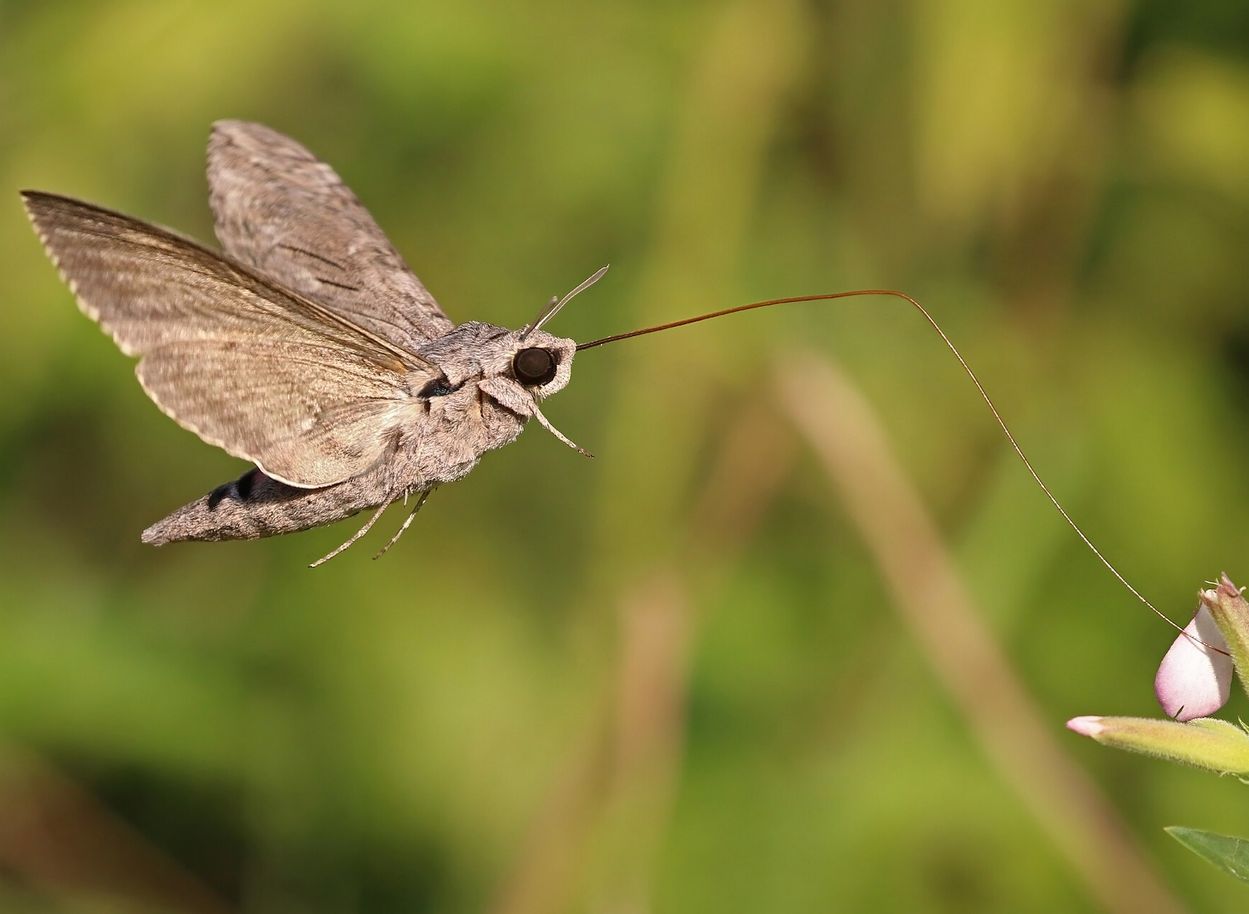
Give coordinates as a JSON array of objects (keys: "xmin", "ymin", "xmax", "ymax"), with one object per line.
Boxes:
[{"xmin": 24, "ymin": 121, "xmax": 621, "ymax": 565}]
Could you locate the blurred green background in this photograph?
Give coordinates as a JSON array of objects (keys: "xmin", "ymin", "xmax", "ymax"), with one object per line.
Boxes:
[{"xmin": 3, "ymin": 1, "xmax": 1249, "ymax": 911}]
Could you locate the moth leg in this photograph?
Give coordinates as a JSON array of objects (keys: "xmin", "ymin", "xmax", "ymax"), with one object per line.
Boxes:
[
  {"xmin": 373, "ymin": 488, "xmax": 434, "ymax": 561},
  {"xmin": 309, "ymin": 501, "xmax": 391, "ymax": 568},
  {"xmin": 531, "ymin": 404, "xmax": 594, "ymax": 458}
]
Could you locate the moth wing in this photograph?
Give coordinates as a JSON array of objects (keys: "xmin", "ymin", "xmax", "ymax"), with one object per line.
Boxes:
[
  {"xmin": 208, "ymin": 119, "xmax": 454, "ymax": 351},
  {"xmin": 23, "ymin": 191, "xmax": 432, "ymax": 489}
]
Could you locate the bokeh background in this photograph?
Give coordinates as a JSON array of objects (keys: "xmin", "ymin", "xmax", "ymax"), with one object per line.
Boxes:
[{"xmin": 3, "ymin": 1, "xmax": 1249, "ymax": 911}]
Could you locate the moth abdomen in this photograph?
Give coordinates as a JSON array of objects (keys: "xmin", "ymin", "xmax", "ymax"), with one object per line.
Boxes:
[
  {"xmin": 142, "ymin": 466, "xmax": 389, "ymax": 546},
  {"xmin": 206, "ymin": 468, "xmax": 259, "ymax": 510}
]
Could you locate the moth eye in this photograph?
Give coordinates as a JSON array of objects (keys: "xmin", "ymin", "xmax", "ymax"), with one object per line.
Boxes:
[{"xmin": 513, "ymin": 347, "xmax": 557, "ymax": 386}]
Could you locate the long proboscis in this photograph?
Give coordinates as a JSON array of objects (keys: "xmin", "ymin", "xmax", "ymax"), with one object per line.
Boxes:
[{"xmin": 579, "ymin": 288, "xmax": 1201, "ymax": 642}]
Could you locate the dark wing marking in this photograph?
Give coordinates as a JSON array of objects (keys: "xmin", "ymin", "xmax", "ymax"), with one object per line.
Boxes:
[
  {"xmin": 23, "ymin": 191, "xmax": 433, "ymax": 489},
  {"xmin": 208, "ymin": 120, "xmax": 454, "ymax": 350}
]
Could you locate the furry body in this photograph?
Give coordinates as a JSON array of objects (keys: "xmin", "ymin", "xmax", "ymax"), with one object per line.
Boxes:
[{"xmin": 142, "ymin": 348, "xmax": 530, "ymax": 543}]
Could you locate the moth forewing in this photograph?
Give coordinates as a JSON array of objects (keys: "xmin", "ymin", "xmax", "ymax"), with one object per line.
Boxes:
[{"xmin": 22, "ymin": 190, "xmax": 431, "ymax": 490}]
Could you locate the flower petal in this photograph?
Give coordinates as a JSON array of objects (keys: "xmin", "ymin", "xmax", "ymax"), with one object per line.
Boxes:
[
  {"xmin": 1155, "ymin": 603, "xmax": 1232, "ymax": 722},
  {"xmin": 1066, "ymin": 716, "xmax": 1105, "ymax": 737}
]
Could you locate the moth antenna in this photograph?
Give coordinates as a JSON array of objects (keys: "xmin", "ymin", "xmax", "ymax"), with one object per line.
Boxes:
[
  {"xmin": 532, "ymin": 403, "xmax": 593, "ymax": 458},
  {"xmin": 580, "ymin": 289, "xmax": 1208, "ymax": 644},
  {"xmin": 310, "ymin": 501, "xmax": 391, "ymax": 568},
  {"xmin": 373, "ymin": 488, "xmax": 435, "ymax": 561},
  {"xmin": 521, "ymin": 265, "xmax": 610, "ymax": 340}
]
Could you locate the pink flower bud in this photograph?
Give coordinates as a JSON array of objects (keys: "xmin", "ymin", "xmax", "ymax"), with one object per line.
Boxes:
[{"xmin": 1155, "ymin": 600, "xmax": 1231, "ymax": 722}]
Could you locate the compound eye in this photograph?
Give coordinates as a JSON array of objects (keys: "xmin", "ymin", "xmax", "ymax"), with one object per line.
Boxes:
[{"xmin": 513, "ymin": 347, "xmax": 557, "ymax": 386}]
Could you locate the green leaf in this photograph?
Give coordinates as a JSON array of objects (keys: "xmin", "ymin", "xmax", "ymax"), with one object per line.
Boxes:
[{"xmin": 1166, "ymin": 827, "xmax": 1249, "ymax": 883}]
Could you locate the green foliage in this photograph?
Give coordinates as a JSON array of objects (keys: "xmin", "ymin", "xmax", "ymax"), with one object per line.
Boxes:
[{"xmin": 1168, "ymin": 828, "xmax": 1249, "ymax": 885}]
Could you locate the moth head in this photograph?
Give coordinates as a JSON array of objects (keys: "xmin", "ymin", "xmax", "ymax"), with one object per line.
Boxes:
[
  {"xmin": 473, "ymin": 326, "xmax": 574, "ymax": 413},
  {"xmin": 473, "ymin": 266, "xmax": 608, "ymax": 459},
  {"xmin": 476, "ymin": 328, "xmax": 588, "ymax": 456},
  {"xmin": 490, "ymin": 264, "xmax": 608, "ymax": 401},
  {"xmin": 508, "ymin": 329, "xmax": 576, "ymax": 398}
]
